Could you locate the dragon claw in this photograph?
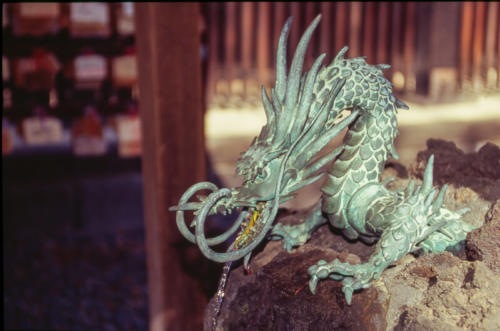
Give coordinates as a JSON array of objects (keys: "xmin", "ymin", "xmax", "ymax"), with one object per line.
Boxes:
[
  {"xmin": 341, "ymin": 278, "xmax": 354, "ymax": 305},
  {"xmin": 270, "ymin": 222, "xmax": 311, "ymax": 251},
  {"xmin": 309, "ymin": 275, "xmax": 318, "ymax": 294},
  {"xmin": 307, "ymin": 258, "xmax": 376, "ymax": 304}
]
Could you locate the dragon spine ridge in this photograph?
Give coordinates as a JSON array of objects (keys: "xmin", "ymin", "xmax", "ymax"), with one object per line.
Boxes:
[{"xmin": 172, "ymin": 14, "xmax": 476, "ymax": 312}]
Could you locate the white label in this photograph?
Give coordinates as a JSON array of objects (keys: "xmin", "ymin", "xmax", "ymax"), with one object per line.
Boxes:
[
  {"xmin": 112, "ymin": 55, "xmax": 137, "ymax": 85},
  {"xmin": 116, "ymin": 115, "xmax": 142, "ymax": 157},
  {"xmin": 22, "ymin": 117, "xmax": 63, "ymax": 145},
  {"xmin": 70, "ymin": 3, "xmax": 108, "ymax": 24},
  {"xmin": 123, "ymin": 3, "xmax": 134, "ymax": 17},
  {"xmin": 19, "ymin": 3, "xmax": 60, "ymax": 19},
  {"xmin": 74, "ymin": 55, "xmax": 107, "ymax": 81},
  {"xmin": 117, "ymin": 116, "xmax": 141, "ymax": 143}
]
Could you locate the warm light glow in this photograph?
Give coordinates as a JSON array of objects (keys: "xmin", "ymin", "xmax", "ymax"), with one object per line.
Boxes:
[{"xmin": 392, "ymin": 71, "xmax": 405, "ymax": 90}]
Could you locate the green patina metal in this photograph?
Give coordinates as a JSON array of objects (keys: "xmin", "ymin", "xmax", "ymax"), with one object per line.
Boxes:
[{"xmin": 170, "ymin": 14, "xmax": 476, "ymax": 314}]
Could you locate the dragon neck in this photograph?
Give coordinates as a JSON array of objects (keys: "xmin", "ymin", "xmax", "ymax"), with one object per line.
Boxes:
[{"xmin": 321, "ymin": 106, "xmax": 399, "ymax": 233}]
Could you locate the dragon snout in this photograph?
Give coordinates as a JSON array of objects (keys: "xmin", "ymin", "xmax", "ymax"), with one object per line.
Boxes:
[{"xmin": 172, "ymin": 181, "xmax": 280, "ymax": 264}]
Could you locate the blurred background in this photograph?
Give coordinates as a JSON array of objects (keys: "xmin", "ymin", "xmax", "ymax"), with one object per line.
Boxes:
[{"xmin": 2, "ymin": 2, "xmax": 499, "ymax": 331}]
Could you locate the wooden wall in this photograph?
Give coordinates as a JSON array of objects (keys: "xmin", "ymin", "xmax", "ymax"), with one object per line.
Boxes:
[{"xmin": 201, "ymin": 2, "xmax": 500, "ymax": 106}]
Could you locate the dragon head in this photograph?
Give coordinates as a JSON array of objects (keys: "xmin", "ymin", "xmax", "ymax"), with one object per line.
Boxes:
[{"xmin": 170, "ymin": 15, "xmax": 360, "ymax": 265}]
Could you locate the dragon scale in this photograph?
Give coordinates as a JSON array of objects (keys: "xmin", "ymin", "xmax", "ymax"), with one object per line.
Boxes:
[
  {"xmin": 313, "ymin": 55, "xmax": 403, "ymax": 241},
  {"xmin": 171, "ymin": 14, "xmax": 477, "ymax": 317}
]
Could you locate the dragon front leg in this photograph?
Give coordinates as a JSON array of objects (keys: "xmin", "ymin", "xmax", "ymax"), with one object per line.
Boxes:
[
  {"xmin": 269, "ymin": 200, "xmax": 327, "ymax": 252},
  {"xmin": 307, "ymin": 224, "xmax": 410, "ymax": 305}
]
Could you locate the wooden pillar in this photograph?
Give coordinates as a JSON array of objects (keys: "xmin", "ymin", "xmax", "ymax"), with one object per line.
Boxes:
[
  {"xmin": 403, "ymin": 2, "xmax": 416, "ymax": 93},
  {"xmin": 413, "ymin": 2, "xmax": 461, "ymax": 96},
  {"xmin": 134, "ymin": 3, "xmax": 207, "ymax": 331},
  {"xmin": 460, "ymin": 2, "xmax": 474, "ymax": 88},
  {"xmin": 334, "ymin": 2, "xmax": 348, "ymax": 54},
  {"xmin": 472, "ymin": 2, "xmax": 487, "ymax": 90},
  {"xmin": 376, "ymin": 2, "xmax": 389, "ymax": 65},
  {"xmin": 349, "ymin": 2, "xmax": 362, "ymax": 58},
  {"xmin": 319, "ymin": 2, "xmax": 332, "ymax": 58},
  {"xmin": 362, "ymin": 2, "xmax": 377, "ymax": 63},
  {"xmin": 256, "ymin": 2, "xmax": 271, "ymax": 85}
]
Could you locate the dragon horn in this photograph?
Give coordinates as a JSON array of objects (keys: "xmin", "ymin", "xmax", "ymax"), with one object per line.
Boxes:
[
  {"xmin": 284, "ymin": 14, "xmax": 322, "ymax": 112},
  {"xmin": 422, "ymin": 154, "xmax": 435, "ymax": 195},
  {"xmin": 260, "ymin": 85, "xmax": 275, "ymax": 140},
  {"xmin": 405, "ymin": 180, "xmax": 415, "ymax": 197},
  {"xmin": 276, "ymin": 17, "xmax": 293, "ymax": 103},
  {"xmin": 424, "ymin": 188, "xmax": 438, "ymax": 209},
  {"xmin": 301, "ymin": 145, "xmax": 344, "ymax": 179},
  {"xmin": 289, "ymin": 53, "xmax": 326, "ymax": 140},
  {"xmin": 432, "ymin": 184, "xmax": 448, "ymax": 212},
  {"xmin": 274, "ymin": 14, "xmax": 322, "ymax": 142}
]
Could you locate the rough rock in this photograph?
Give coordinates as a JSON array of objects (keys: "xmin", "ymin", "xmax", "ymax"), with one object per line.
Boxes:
[
  {"xmin": 390, "ymin": 253, "xmax": 500, "ymax": 331},
  {"xmin": 465, "ymin": 201, "xmax": 500, "ymax": 274},
  {"xmin": 205, "ymin": 142, "xmax": 500, "ymax": 331},
  {"xmin": 205, "ymin": 223, "xmax": 388, "ymax": 331},
  {"xmin": 414, "ymin": 139, "xmax": 500, "ymax": 201}
]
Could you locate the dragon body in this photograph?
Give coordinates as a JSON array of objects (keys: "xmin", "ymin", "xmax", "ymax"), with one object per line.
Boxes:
[{"xmin": 171, "ymin": 14, "xmax": 476, "ymax": 323}]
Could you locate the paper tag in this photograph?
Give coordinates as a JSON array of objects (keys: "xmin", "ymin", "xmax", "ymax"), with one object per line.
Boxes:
[
  {"xmin": 123, "ymin": 3, "xmax": 134, "ymax": 17},
  {"xmin": 70, "ymin": 3, "xmax": 108, "ymax": 24},
  {"xmin": 22, "ymin": 116, "xmax": 64, "ymax": 145},
  {"xmin": 117, "ymin": 3, "xmax": 134, "ymax": 35},
  {"xmin": 116, "ymin": 115, "xmax": 142, "ymax": 157},
  {"xmin": 74, "ymin": 55, "xmax": 107, "ymax": 82},
  {"xmin": 19, "ymin": 3, "xmax": 60, "ymax": 19},
  {"xmin": 112, "ymin": 55, "xmax": 137, "ymax": 86}
]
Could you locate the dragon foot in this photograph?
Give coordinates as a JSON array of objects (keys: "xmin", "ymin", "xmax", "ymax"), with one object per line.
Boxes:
[
  {"xmin": 269, "ymin": 222, "xmax": 313, "ymax": 252},
  {"xmin": 269, "ymin": 201, "xmax": 327, "ymax": 252},
  {"xmin": 308, "ymin": 259, "xmax": 379, "ymax": 305}
]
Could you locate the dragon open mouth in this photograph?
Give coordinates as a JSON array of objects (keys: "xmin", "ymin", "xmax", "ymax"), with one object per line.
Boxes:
[{"xmin": 170, "ymin": 182, "xmax": 280, "ymax": 265}]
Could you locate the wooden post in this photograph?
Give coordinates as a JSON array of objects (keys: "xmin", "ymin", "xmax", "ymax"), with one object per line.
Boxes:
[
  {"xmin": 241, "ymin": 2, "xmax": 254, "ymax": 97},
  {"xmin": 376, "ymin": 2, "xmax": 389, "ymax": 65},
  {"xmin": 484, "ymin": 2, "xmax": 498, "ymax": 88},
  {"xmin": 349, "ymin": 2, "xmax": 362, "ymax": 58},
  {"xmin": 320, "ymin": 2, "xmax": 332, "ymax": 58},
  {"xmin": 403, "ymin": 2, "xmax": 416, "ymax": 93},
  {"xmin": 257, "ymin": 2, "xmax": 271, "ymax": 86},
  {"xmin": 305, "ymin": 2, "xmax": 317, "ymax": 68},
  {"xmin": 362, "ymin": 2, "xmax": 376, "ymax": 63},
  {"xmin": 334, "ymin": 2, "xmax": 348, "ymax": 54},
  {"xmin": 460, "ymin": 2, "xmax": 474, "ymax": 88},
  {"xmin": 290, "ymin": 2, "xmax": 301, "ymax": 55},
  {"xmin": 472, "ymin": 2, "xmax": 486, "ymax": 90},
  {"xmin": 134, "ymin": 3, "xmax": 207, "ymax": 331},
  {"xmin": 241, "ymin": 2, "xmax": 254, "ymax": 73},
  {"xmin": 390, "ymin": 3, "xmax": 403, "ymax": 74}
]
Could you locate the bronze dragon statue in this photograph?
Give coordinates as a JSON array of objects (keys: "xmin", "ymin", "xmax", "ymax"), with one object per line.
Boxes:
[{"xmin": 170, "ymin": 15, "xmax": 475, "ymax": 329}]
